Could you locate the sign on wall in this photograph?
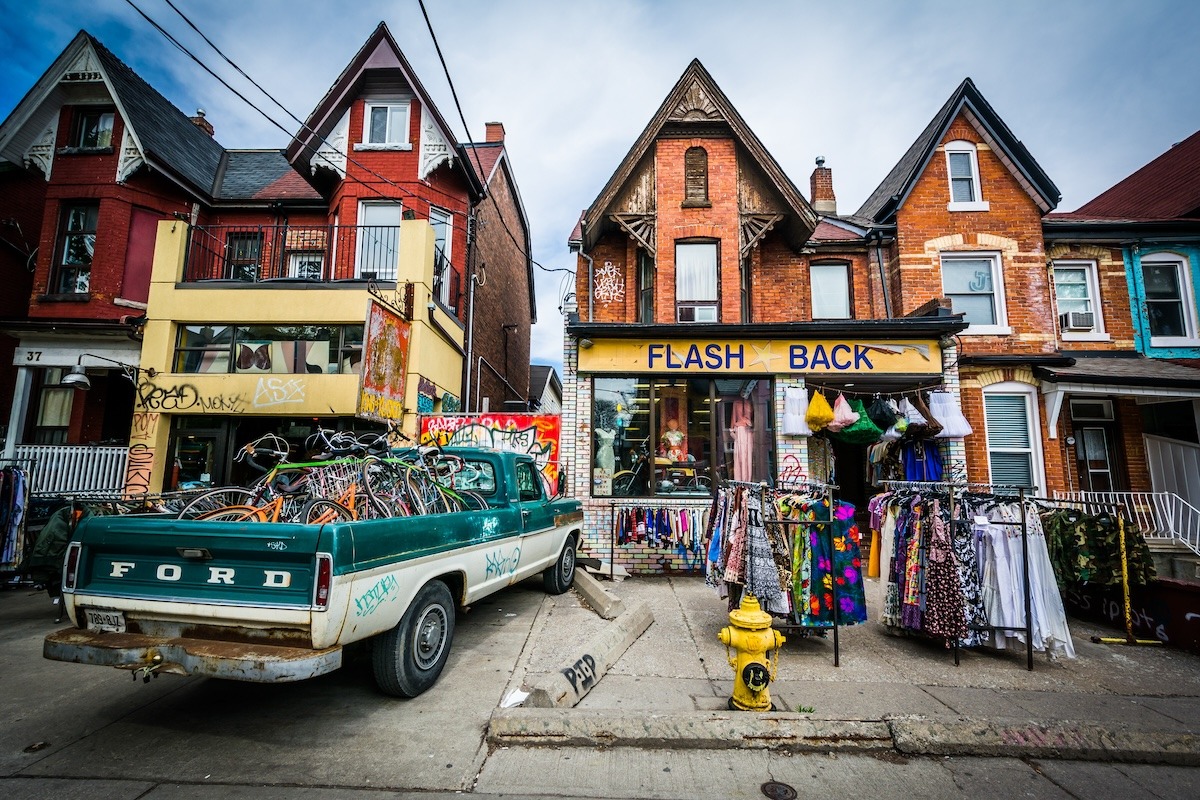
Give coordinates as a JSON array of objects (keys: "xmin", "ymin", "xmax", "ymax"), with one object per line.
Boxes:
[
  {"xmin": 420, "ymin": 413, "xmax": 562, "ymax": 483},
  {"xmin": 577, "ymin": 338, "xmax": 943, "ymax": 375},
  {"xmin": 357, "ymin": 299, "xmax": 412, "ymax": 422}
]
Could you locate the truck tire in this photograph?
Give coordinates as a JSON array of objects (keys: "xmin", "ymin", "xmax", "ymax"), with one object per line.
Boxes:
[
  {"xmin": 542, "ymin": 536, "xmax": 577, "ymax": 595},
  {"xmin": 372, "ymin": 579, "xmax": 455, "ymax": 697}
]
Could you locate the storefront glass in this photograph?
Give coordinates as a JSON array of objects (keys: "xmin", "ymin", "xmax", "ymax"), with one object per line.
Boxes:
[
  {"xmin": 174, "ymin": 324, "xmax": 364, "ymax": 375},
  {"xmin": 591, "ymin": 376, "xmax": 773, "ymax": 497}
]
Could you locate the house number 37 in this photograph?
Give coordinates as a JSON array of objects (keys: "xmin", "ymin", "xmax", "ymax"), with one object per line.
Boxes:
[{"xmin": 25, "ymin": 351, "xmax": 42, "ymax": 361}]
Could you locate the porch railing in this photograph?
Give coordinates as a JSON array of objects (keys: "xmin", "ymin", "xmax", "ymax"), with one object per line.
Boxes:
[
  {"xmin": 1053, "ymin": 489, "xmax": 1200, "ymax": 558},
  {"xmin": 183, "ymin": 225, "xmax": 453, "ymax": 300},
  {"xmin": 14, "ymin": 444, "xmax": 129, "ymax": 495}
]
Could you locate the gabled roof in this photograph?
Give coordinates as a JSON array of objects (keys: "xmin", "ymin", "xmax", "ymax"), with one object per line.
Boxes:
[
  {"xmin": 578, "ymin": 59, "xmax": 818, "ymax": 251},
  {"xmin": 529, "ymin": 364, "xmax": 561, "ymax": 399},
  {"xmin": 286, "ymin": 21, "xmax": 476, "ymax": 196},
  {"xmin": 856, "ymin": 78, "xmax": 1060, "ymax": 224},
  {"xmin": 214, "ymin": 150, "xmax": 324, "ymax": 202},
  {"xmin": 0, "ymin": 31, "xmax": 224, "ymax": 197},
  {"xmin": 1070, "ymin": 129, "xmax": 1200, "ymax": 220},
  {"xmin": 463, "ymin": 139, "xmax": 536, "ymax": 323}
]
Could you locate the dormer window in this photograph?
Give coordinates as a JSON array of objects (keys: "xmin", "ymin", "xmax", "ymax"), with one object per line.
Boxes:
[
  {"xmin": 945, "ymin": 140, "xmax": 989, "ymax": 212},
  {"xmin": 72, "ymin": 108, "xmax": 114, "ymax": 149},
  {"xmin": 683, "ymin": 147, "xmax": 710, "ymax": 208},
  {"xmin": 359, "ymin": 101, "xmax": 411, "ymax": 149}
]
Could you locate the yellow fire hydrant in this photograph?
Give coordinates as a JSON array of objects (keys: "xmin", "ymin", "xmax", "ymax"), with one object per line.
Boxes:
[{"xmin": 718, "ymin": 593, "xmax": 785, "ymax": 711}]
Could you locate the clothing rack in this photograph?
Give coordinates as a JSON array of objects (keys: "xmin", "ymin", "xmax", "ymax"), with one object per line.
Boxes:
[
  {"xmin": 607, "ymin": 501, "xmax": 707, "ymax": 578},
  {"xmin": 0, "ymin": 459, "xmax": 34, "ymax": 578},
  {"xmin": 879, "ymin": 479, "xmax": 1036, "ymax": 671}
]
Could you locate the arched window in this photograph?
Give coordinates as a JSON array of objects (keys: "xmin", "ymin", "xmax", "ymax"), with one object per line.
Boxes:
[{"xmin": 683, "ymin": 147, "xmax": 709, "ymax": 207}]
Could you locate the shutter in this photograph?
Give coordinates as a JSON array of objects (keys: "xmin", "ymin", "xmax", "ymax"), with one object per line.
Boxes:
[
  {"xmin": 984, "ymin": 393, "xmax": 1034, "ymax": 487},
  {"xmin": 684, "ymin": 147, "xmax": 708, "ymax": 202}
]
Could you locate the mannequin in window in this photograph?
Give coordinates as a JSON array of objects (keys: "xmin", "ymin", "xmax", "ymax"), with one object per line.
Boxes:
[
  {"xmin": 731, "ymin": 398, "xmax": 753, "ymax": 482},
  {"xmin": 595, "ymin": 428, "xmax": 616, "ymax": 473},
  {"xmin": 660, "ymin": 418, "xmax": 686, "ymax": 462}
]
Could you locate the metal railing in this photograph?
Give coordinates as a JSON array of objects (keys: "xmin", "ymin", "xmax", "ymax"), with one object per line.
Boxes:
[
  {"xmin": 15, "ymin": 444, "xmax": 129, "ymax": 495},
  {"xmin": 183, "ymin": 225, "xmax": 453, "ymax": 298},
  {"xmin": 1053, "ymin": 490, "xmax": 1200, "ymax": 557}
]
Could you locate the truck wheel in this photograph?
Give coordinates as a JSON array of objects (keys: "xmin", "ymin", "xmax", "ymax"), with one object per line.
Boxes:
[
  {"xmin": 543, "ymin": 536, "xmax": 577, "ymax": 595},
  {"xmin": 372, "ymin": 579, "xmax": 455, "ymax": 697}
]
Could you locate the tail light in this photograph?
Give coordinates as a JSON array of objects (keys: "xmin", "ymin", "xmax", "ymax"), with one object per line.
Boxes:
[
  {"xmin": 62, "ymin": 542, "xmax": 82, "ymax": 592},
  {"xmin": 313, "ymin": 553, "xmax": 333, "ymax": 610}
]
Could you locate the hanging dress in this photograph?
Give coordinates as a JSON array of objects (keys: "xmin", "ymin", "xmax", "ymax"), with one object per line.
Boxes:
[{"xmin": 731, "ymin": 398, "xmax": 754, "ymax": 482}]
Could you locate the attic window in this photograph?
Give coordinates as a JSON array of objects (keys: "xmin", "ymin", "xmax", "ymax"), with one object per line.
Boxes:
[
  {"xmin": 945, "ymin": 140, "xmax": 989, "ymax": 212},
  {"xmin": 683, "ymin": 147, "xmax": 710, "ymax": 208},
  {"xmin": 358, "ymin": 101, "xmax": 411, "ymax": 150},
  {"xmin": 72, "ymin": 108, "xmax": 114, "ymax": 149}
]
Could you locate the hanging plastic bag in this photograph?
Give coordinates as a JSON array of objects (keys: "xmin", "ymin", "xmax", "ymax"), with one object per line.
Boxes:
[
  {"xmin": 929, "ymin": 390, "xmax": 973, "ymax": 439},
  {"xmin": 782, "ymin": 386, "xmax": 812, "ymax": 435},
  {"xmin": 805, "ymin": 390, "xmax": 834, "ymax": 432},
  {"xmin": 826, "ymin": 393, "xmax": 859, "ymax": 433},
  {"xmin": 832, "ymin": 398, "xmax": 885, "ymax": 444},
  {"xmin": 866, "ymin": 396, "xmax": 898, "ymax": 430}
]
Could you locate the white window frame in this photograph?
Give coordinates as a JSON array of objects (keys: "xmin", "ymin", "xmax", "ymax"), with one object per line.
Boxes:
[
  {"xmin": 1142, "ymin": 252, "xmax": 1200, "ymax": 347},
  {"xmin": 357, "ymin": 100, "xmax": 412, "ymax": 150},
  {"xmin": 429, "ymin": 207, "xmax": 452, "ymax": 306},
  {"xmin": 355, "ymin": 200, "xmax": 402, "ymax": 280},
  {"xmin": 982, "ymin": 382, "xmax": 1045, "ymax": 495},
  {"xmin": 810, "ymin": 262, "xmax": 851, "ymax": 319},
  {"xmin": 1053, "ymin": 259, "xmax": 1109, "ymax": 342},
  {"xmin": 941, "ymin": 252, "xmax": 1011, "ymax": 335},
  {"xmin": 287, "ymin": 251, "xmax": 325, "ymax": 281},
  {"xmin": 675, "ymin": 241, "xmax": 719, "ymax": 323},
  {"xmin": 944, "ymin": 140, "xmax": 989, "ymax": 212}
]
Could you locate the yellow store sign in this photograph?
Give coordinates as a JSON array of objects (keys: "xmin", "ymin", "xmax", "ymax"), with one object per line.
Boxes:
[{"xmin": 577, "ymin": 339, "xmax": 942, "ymax": 375}]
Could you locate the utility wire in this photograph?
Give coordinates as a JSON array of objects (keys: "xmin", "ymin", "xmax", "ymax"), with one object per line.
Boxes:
[{"xmin": 416, "ymin": 0, "xmax": 574, "ymax": 276}]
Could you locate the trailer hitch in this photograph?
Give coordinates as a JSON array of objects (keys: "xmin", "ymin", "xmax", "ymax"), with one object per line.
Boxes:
[{"xmin": 133, "ymin": 654, "xmax": 164, "ymax": 684}]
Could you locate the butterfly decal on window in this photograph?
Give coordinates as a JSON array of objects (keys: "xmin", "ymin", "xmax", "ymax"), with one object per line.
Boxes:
[{"xmin": 237, "ymin": 343, "xmax": 271, "ymax": 371}]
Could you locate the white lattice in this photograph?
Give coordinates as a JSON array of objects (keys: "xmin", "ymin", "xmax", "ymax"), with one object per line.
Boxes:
[{"xmin": 594, "ymin": 261, "xmax": 625, "ymax": 305}]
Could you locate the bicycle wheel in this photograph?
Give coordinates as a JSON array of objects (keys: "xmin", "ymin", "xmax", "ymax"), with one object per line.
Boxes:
[
  {"xmin": 301, "ymin": 498, "xmax": 356, "ymax": 525},
  {"xmin": 177, "ymin": 488, "xmax": 256, "ymax": 519},
  {"xmin": 194, "ymin": 505, "xmax": 267, "ymax": 523}
]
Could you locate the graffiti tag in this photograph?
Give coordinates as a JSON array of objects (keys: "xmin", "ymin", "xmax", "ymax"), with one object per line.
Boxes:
[
  {"xmin": 561, "ymin": 653, "xmax": 597, "ymax": 695},
  {"xmin": 124, "ymin": 443, "xmax": 154, "ymax": 496},
  {"xmin": 254, "ymin": 377, "xmax": 306, "ymax": 407},
  {"xmin": 137, "ymin": 382, "xmax": 246, "ymax": 413},
  {"xmin": 354, "ymin": 574, "xmax": 399, "ymax": 617},
  {"xmin": 485, "ymin": 546, "xmax": 521, "ymax": 579}
]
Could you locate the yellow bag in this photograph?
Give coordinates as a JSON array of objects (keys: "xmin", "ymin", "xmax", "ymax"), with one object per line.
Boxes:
[{"xmin": 805, "ymin": 390, "xmax": 834, "ymax": 431}]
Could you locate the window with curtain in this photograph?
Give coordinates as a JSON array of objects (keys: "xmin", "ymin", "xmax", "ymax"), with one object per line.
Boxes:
[
  {"xmin": 55, "ymin": 202, "xmax": 99, "ymax": 294},
  {"xmin": 810, "ymin": 262, "xmax": 851, "ymax": 319},
  {"xmin": 983, "ymin": 390, "xmax": 1039, "ymax": 490},
  {"xmin": 676, "ymin": 242, "xmax": 718, "ymax": 322},
  {"xmin": 1053, "ymin": 261, "xmax": 1102, "ymax": 333},
  {"xmin": 942, "ymin": 253, "xmax": 1006, "ymax": 331}
]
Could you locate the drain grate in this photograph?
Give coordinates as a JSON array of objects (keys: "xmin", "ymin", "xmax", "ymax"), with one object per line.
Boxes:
[{"xmin": 761, "ymin": 781, "xmax": 798, "ymax": 800}]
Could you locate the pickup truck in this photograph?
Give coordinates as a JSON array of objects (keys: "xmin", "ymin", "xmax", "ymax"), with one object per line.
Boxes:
[{"xmin": 44, "ymin": 448, "xmax": 583, "ymax": 698}]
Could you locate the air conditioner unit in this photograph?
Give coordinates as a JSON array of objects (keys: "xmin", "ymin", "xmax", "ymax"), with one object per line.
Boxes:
[{"xmin": 1059, "ymin": 311, "xmax": 1095, "ymax": 331}]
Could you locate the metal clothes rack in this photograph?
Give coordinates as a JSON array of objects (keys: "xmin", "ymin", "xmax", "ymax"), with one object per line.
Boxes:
[
  {"xmin": 606, "ymin": 500, "xmax": 707, "ymax": 579},
  {"xmin": 720, "ymin": 478, "xmax": 849, "ymax": 667},
  {"xmin": 879, "ymin": 479, "xmax": 1036, "ymax": 671},
  {"xmin": 0, "ymin": 457, "xmax": 35, "ymax": 578}
]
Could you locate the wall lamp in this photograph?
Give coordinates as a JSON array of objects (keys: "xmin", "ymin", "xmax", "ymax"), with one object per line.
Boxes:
[
  {"xmin": 61, "ymin": 354, "xmax": 158, "ymax": 391},
  {"xmin": 578, "ymin": 338, "xmax": 594, "ymax": 349}
]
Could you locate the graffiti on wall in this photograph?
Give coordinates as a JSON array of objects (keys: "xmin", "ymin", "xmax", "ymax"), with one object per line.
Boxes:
[
  {"xmin": 357, "ymin": 299, "xmax": 411, "ymax": 422},
  {"xmin": 137, "ymin": 381, "xmax": 247, "ymax": 414},
  {"xmin": 253, "ymin": 376, "xmax": 306, "ymax": 408},
  {"xmin": 420, "ymin": 413, "xmax": 561, "ymax": 482},
  {"xmin": 594, "ymin": 260, "xmax": 625, "ymax": 305},
  {"xmin": 124, "ymin": 443, "xmax": 154, "ymax": 496}
]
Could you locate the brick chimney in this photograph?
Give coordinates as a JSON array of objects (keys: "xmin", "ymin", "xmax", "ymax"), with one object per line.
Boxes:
[
  {"xmin": 190, "ymin": 108, "xmax": 214, "ymax": 137},
  {"xmin": 485, "ymin": 121, "xmax": 505, "ymax": 143},
  {"xmin": 810, "ymin": 156, "xmax": 836, "ymax": 215}
]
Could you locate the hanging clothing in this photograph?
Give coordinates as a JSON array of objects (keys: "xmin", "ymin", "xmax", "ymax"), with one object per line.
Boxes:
[{"xmin": 731, "ymin": 399, "xmax": 754, "ymax": 482}]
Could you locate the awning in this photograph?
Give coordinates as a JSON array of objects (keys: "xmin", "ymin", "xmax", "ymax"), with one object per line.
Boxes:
[{"xmin": 1034, "ymin": 356, "xmax": 1200, "ymax": 439}]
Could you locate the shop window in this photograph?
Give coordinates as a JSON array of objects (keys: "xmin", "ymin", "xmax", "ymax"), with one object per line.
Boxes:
[
  {"xmin": 174, "ymin": 324, "xmax": 362, "ymax": 374},
  {"xmin": 590, "ymin": 376, "xmax": 773, "ymax": 497},
  {"xmin": 1053, "ymin": 261, "xmax": 1104, "ymax": 337},
  {"xmin": 683, "ymin": 147, "xmax": 709, "ymax": 207},
  {"xmin": 941, "ymin": 253, "xmax": 1009, "ymax": 334},
  {"xmin": 982, "ymin": 383, "xmax": 1043, "ymax": 492},
  {"xmin": 810, "ymin": 262, "xmax": 851, "ymax": 319},
  {"xmin": 945, "ymin": 140, "xmax": 989, "ymax": 211},
  {"xmin": 72, "ymin": 108, "xmax": 114, "ymax": 149},
  {"xmin": 54, "ymin": 202, "xmax": 99, "ymax": 294},
  {"xmin": 32, "ymin": 368, "xmax": 73, "ymax": 444},
  {"xmin": 224, "ymin": 232, "xmax": 262, "ymax": 281},
  {"xmin": 430, "ymin": 207, "xmax": 452, "ymax": 306},
  {"xmin": 1142, "ymin": 253, "xmax": 1199, "ymax": 345},
  {"xmin": 356, "ymin": 201, "xmax": 402, "ymax": 280},
  {"xmin": 676, "ymin": 241, "xmax": 718, "ymax": 322},
  {"xmin": 637, "ymin": 250, "xmax": 655, "ymax": 323}
]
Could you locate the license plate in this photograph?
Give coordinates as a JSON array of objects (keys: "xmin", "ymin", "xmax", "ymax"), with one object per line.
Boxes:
[{"xmin": 85, "ymin": 609, "xmax": 126, "ymax": 633}]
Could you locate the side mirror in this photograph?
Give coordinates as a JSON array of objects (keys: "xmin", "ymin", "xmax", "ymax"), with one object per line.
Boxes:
[{"xmin": 557, "ymin": 470, "xmax": 568, "ymax": 498}]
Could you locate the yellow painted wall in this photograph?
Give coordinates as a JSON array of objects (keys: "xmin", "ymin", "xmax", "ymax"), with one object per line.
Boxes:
[{"xmin": 126, "ymin": 220, "xmax": 465, "ymax": 495}]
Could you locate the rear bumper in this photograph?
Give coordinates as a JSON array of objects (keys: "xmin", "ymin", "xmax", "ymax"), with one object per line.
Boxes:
[{"xmin": 44, "ymin": 627, "xmax": 342, "ymax": 683}]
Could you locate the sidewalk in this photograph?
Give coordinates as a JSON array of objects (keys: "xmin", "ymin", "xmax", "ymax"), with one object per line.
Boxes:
[{"xmin": 497, "ymin": 574, "xmax": 1200, "ymax": 764}]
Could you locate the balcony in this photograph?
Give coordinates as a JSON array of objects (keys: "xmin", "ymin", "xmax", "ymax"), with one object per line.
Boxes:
[{"xmin": 183, "ymin": 225, "xmax": 452, "ymax": 298}]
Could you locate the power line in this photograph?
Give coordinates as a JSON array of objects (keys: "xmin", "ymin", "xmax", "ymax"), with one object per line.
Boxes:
[{"xmin": 416, "ymin": 0, "xmax": 574, "ymax": 276}]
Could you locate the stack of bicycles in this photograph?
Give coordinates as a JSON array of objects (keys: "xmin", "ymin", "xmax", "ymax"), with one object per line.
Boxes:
[{"xmin": 175, "ymin": 429, "xmax": 489, "ymax": 524}]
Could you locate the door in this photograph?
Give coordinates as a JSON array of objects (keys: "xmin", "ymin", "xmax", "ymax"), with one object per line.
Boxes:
[
  {"xmin": 1076, "ymin": 426, "xmax": 1118, "ymax": 492},
  {"xmin": 514, "ymin": 460, "xmax": 557, "ymax": 568},
  {"xmin": 355, "ymin": 202, "xmax": 401, "ymax": 280}
]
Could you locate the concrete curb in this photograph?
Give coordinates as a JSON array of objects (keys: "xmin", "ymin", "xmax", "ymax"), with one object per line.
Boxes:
[
  {"xmin": 523, "ymin": 601, "xmax": 653, "ymax": 708},
  {"xmin": 489, "ymin": 709, "xmax": 894, "ymax": 752},
  {"xmin": 572, "ymin": 570, "xmax": 625, "ymax": 619},
  {"xmin": 888, "ymin": 715, "xmax": 1200, "ymax": 766},
  {"xmin": 488, "ymin": 708, "xmax": 1200, "ymax": 765}
]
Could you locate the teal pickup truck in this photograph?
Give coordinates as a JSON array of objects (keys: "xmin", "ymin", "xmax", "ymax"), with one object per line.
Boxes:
[{"xmin": 44, "ymin": 449, "xmax": 583, "ymax": 697}]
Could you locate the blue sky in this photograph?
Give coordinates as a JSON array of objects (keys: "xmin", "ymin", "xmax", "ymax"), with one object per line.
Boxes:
[{"xmin": 3, "ymin": 0, "xmax": 1199, "ymax": 373}]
